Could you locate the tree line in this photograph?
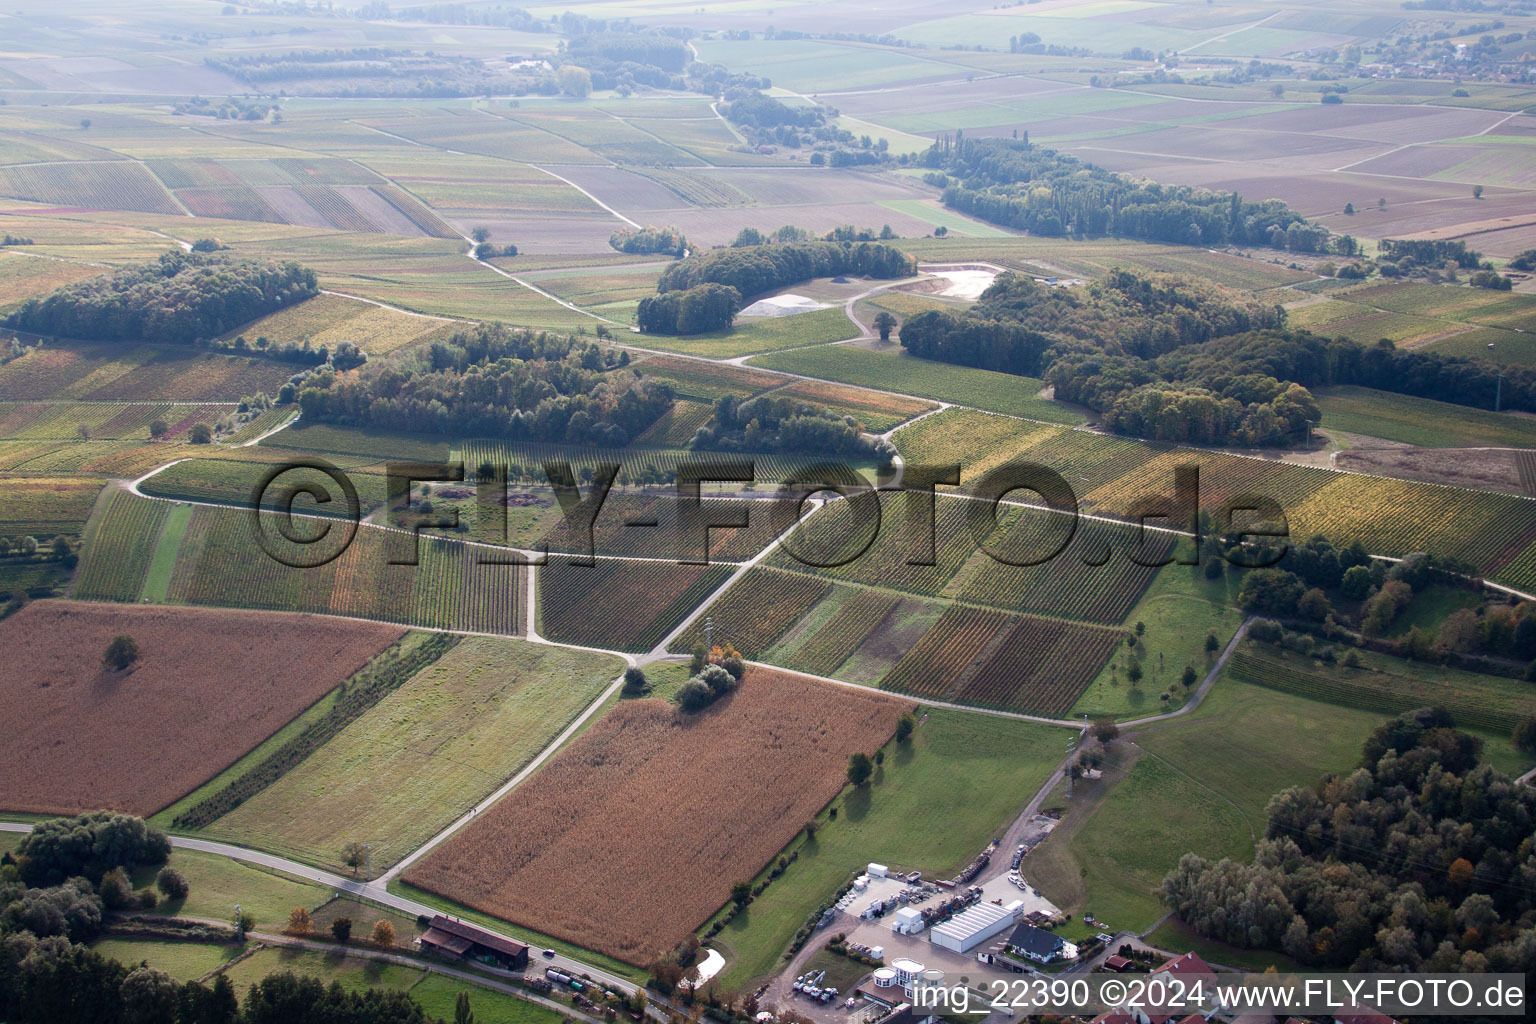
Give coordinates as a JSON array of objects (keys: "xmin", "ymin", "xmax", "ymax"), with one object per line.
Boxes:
[
  {"xmin": 4, "ymin": 251, "xmax": 318, "ymax": 347},
  {"xmin": 923, "ymin": 133, "xmax": 1336, "ymax": 252},
  {"xmin": 655, "ymin": 240, "xmax": 913, "ymax": 299},
  {"xmin": 297, "ymin": 323, "xmax": 672, "ymax": 446},
  {"xmin": 1164, "ymin": 710, "xmax": 1536, "ymax": 974},
  {"xmin": 898, "ymin": 269, "xmax": 1533, "ymax": 445}
]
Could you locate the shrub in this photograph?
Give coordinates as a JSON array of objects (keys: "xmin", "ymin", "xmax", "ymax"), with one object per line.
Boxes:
[
  {"xmin": 676, "ymin": 678, "xmax": 714, "ymax": 712},
  {"xmin": 155, "ymin": 867, "xmax": 189, "ymax": 901},
  {"xmin": 370, "ymin": 919, "xmax": 396, "ymax": 946},
  {"xmin": 331, "ymin": 917, "xmax": 353, "ymax": 943},
  {"xmin": 187, "ymin": 423, "xmax": 213, "ymax": 444},
  {"xmin": 287, "ymin": 907, "xmax": 313, "ymax": 935},
  {"xmin": 622, "ymin": 667, "xmax": 649, "ymax": 694}
]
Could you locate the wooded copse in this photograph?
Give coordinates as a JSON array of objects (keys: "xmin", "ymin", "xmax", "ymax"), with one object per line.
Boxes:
[
  {"xmin": 1164, "ymin": 710, "xmax": 1536, "ymax": 974},
  {"xmin": 925, "ymin": 134, "xmax": 1337, "ymax": 252},
  {"xmin": 690, "ymin": 392, "xmax": 885, "ymax": 458},
  {"xmin": 655, "ymin": 240, "xmax": 913, "ymax": 298},
  {"xmin": 297, "ymin": 324, "xmax": 674, "ymax": 444},
  {"xmin": 637, "ymin": 283, "xmax": 742, "ymax": 335},
  {"xmin": 899, "ymin": 269, "xmax": 1531, "ymax": 445},
  {"xmin": 4, "ymin": 251, "xmax": 318, "ymax": 347}
]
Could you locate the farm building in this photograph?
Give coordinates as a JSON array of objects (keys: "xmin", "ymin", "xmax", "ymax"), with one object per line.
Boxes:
[
  {"xmin": 928, "ymin": 899, "xmax": 1023, "ymax": 953},
  {"xmin": 418, "ymin": 915, "xmax": 529, "ymax": 969},
  {"xmin": 1004, "ymin": 922, "xmax": 1075, "ymax": 964}
]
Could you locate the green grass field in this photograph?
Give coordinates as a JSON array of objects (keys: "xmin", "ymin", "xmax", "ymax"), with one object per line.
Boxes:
[
  {"xmin": 1315, "ymin": 386, "xmax": 1536, "ymax": 447},
  {"xmin": 203, "ymin": 638, "xmax": 624, "ymax": 873},
  {"xmin": 639, "ymin": 307, "xmax": 857, "ymax": 358},
  {"xmin": 134, "ymin": 849, "xmax": 328, "ymax": 931},
  {"xmin": 90, "ymin": 937, "xmax": 246, "ymax": 982},
  {"xmin": 1032, "ymin": 658, "xmax": 1535, "ymax": 937},
  {"xmin": 409, "ymin": 975, "xmax": 569, "ymax": 1024},
  {"xmin": 1069, "ymin": 561, "xmax": 1244, "ymax": 720},
  {"xmin": 750, "ymin": 344, "xmax": 1084, "ymax": 423},
  {"xmin": 218, "ymin": 946, "xmax": 424, "ymax": 995},
  {"xmin": 710, "ymin": 709, "xmax": 1069, "ymax": 989}
]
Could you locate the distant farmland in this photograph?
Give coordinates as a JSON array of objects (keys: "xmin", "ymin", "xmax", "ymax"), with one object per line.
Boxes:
[
  {"xmin": 0, "ymin": 600, "xmax": 402, "ymax": 816},
  {"xmin": 404, "ymin": 669, "xmax": 912, "ymax": 965}
]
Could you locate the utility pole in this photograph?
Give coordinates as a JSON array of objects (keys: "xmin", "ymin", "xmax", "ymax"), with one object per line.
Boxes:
[
  {"xmin": 1496, "ymin": 373, "xmax": 1506, "ymax": 413},
  {"xmin": 705, "ymin": 615, "xmax": 714, "ymax": 650},
  {"xmin": 363, "ymin": 842, "xmax": 372, "ymax": 883}
]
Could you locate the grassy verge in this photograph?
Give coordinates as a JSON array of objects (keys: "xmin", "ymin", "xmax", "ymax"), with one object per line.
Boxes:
[{"xmin": 139, "ymin": 502, "xmax": 192, "ymax": 602}]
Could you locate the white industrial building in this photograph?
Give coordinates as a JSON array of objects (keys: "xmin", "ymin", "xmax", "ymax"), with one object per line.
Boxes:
[
  {"xmin": 892, "ymin": 907, "xmax": 925, "ymax": 935},
  {"xmin": 928, "ymin": 900, "xmax": 1024, "ymax": 953}
]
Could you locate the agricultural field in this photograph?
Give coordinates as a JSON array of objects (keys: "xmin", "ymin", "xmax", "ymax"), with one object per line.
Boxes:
[
  {"xmin": 1314, "ymin": 385, "xmax": 1536, "ymax": 447},
  {"xmin": 404, "ymin": 668, "xmax": 911, "ymax": 966},
  {"xmin": 0, "ymin": 342, "xmax": 296, "ymax": 401},
  {"xmin": 538, "ymin": 557, "xmax": 731, "ymax": 652},
  {"xmin": 639, "ymin": 307, "xmax": 858, "ymax": 359},
  {"xmin": 0, "ymin": 599, "xmax": 402, "ymax": 816},
  {"xmin": 750, "ymin": 344, "xmax": 1084, "ymax": 423},
  {"xmin": 1225, "ymin": 641, "xmax": 1536, "ymax": 736},
  {"xmin": 0, "ymin": 400, "xmax": 229, "ymax": 441},
  {"xmin": 667, "ymin": 567, "xmax": 831, "ymax": 658},
  {"xmin": 78, "ymin": 493, "xmax": 528, "ymax": 635},
  {"xmin": 1070, "ymin": 562, "xmax": 1243, "ymax": 720},
  {"xmin": 0, "ymin": 251, "xmax": 105, "ymax": 309},
  {"xmin": 203, "ymin": 638, "xmax": 624, "ymax": 872},
  {"xmin": 893, "ymin": 408, "xmax": 1536, "ymax": 593},
  {"xmin": 0, "ymin": 161, "xmax": 181, "ymax": 214},
  {"xmin": 777, "ymin": 588, "xmax": 901, "ymax": 677},
  {"xmin": 766, "ymin": 378, "xmax": 935, "ymax": 432},
  {"xmin": 0, "ymin": 475, "xmax": 103, "ymax": 535},
  {"xmin": 632, "ymin": 398, "xmax": 715, "ymax": 446},
  {"xmin": 952, "ymin": 615, "xmax": 1128, "ymax": 716},
  {"xmin": 629, "ymin": 355, "xmax": 784, "ymax": 402},
  {"xmin": 218, "ymin": 292, "xmax": 454, "ymax": 356}
]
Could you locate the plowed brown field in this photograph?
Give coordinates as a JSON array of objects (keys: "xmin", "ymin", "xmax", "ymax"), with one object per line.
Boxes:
[
  {"xmin": 0, "ymin": 600, "xmax": 403, "ymax": 816},
  {"xmin": 404, "ymin": 668, "xmax": 912, "ymax": 965}
]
